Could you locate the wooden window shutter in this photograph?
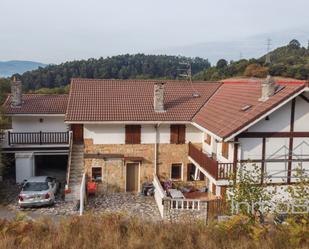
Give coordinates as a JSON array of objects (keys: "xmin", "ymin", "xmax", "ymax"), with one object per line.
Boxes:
[
  {"xmin": 133, "ymin": 125, "xmax": 141, "ymax": 144},
  {"xmin": 125, "ymin": 125, "xmax": 132, "ymax": 144},
  {"xmin": 178, "ymin": 125, "xmax": 186, "ymax": 144},
  {"xmin": 222, "ymin": 142, "xmax": 229, "ymax": 159},
  {"xmin": 170, "ymin": 125, "xmax": 178, "ymax": 144},
  {"xmin": 205, "ymin": 133, "xmax": 211, "ymax": 145},
  {"xmin": 126, "ymin": 125, "xmax": 141, "ymax": 144}
]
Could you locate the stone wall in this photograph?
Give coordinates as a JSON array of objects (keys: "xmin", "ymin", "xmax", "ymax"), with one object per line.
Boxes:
[{"xmin": 84, "ymin": 139, "xmax": 201, "ymax": 192}]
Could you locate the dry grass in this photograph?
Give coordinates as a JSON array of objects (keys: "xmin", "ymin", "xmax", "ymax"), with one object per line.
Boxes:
[{"xmin": 0, "ymin": 213, "xmax": 308, "ymax": 249}]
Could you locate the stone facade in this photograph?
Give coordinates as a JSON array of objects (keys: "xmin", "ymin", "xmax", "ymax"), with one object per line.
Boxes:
[{"xmin": 84, "ymin": 139, "xmax": 201, "ymax": 192}]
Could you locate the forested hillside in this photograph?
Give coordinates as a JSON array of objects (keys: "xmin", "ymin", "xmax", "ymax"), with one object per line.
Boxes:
[
  {"xmin": 4, "ymin": 40, "xmax": 309, "ymax": 95},
  {"xmin": 194, "ymin": 40, "xmax": 309, "ymax": 81},
  {"xmin": 14, "ymin": 54, "xmax": 210, "ymax": 90}
]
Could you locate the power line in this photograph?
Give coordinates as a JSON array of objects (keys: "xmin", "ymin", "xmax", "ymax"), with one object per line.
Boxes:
[{"xmin": 265, "ymin": 38, "xmax": 272, "ymax": 64}]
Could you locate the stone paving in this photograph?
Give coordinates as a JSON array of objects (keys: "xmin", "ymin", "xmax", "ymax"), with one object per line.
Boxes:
[
  {"xmin": 87, "ymin": 192, "xmax": 162, "ymax": 221},
  {"xmin": 0, "ymin": 181, "xmax": 161, "ymax": 220}
]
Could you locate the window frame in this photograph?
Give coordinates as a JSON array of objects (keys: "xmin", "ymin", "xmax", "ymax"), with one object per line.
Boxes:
[
  {"xmin": 170, "ymin": 124, "xmax": 186, "ymax": 144},
  {"xmin": 170, "ymin": 163, "xmax": 183, "ymax": 181},
  {"xmin": 91, "ymin": 167, "xmax": 102, "ymax": 182},
  {"xmin": 221, "ymin": 142, "xmax": 229, "ymax": 159},
  {"xmin": 125, "ymin": 125, "xmax": 141, "ymax": 144}
]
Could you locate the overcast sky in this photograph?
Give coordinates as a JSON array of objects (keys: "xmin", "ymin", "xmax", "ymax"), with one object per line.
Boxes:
[{"xmin": 0, "ymin": 0, "xmax": 308, "ymax": 64}]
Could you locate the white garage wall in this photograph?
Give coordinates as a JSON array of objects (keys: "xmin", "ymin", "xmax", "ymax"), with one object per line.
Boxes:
[{"xmin": 12, "ymin": 116, "xmax": 68, "ymax": 132}]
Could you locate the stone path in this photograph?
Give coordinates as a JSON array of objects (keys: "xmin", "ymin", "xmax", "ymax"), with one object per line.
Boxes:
[
  {"xmin": 0, "ymin": 181, "xmax": 161, "ymax": 221},
  {"xmin": 87, "ymin": 192, "xmax": 162, "ymax": 221}
]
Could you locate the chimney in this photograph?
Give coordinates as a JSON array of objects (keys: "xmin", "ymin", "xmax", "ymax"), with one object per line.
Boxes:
[
  {"xmin": 11, "ymin": 77, "xmax": 22, "ymax": 107},
  {"xmin": 154, "ymin": 82, "xmax": 165, "ymax": 112},
  {"xmin": 259, "ymin": 75, "xmax": 276, "ymax": 102}
]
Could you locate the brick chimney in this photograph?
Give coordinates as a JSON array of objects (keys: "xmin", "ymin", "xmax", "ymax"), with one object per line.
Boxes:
[
  {"xmin": 11, "ymin": 77, "xmax": 22, "ymax": 107},
  {"xmin": 154, "ymin": 82, "xmax": 165, "ymax": 112},
  {"xmin": 259, "ymin": 75, "xmax": 276, "ymax": 102}
]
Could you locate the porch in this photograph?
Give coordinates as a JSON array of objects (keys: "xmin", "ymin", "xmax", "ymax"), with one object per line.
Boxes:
[
  {"xmin": 1, "ymin": 131, "xmax": 71, "ymax": 148},
  {"xmin": 153, "ymin": 174, "xmax": 226, "ymax": 221}
]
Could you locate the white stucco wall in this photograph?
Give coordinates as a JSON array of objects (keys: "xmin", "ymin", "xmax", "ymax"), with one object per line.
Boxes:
[
  {"xmin": 84, "ymin": 123, "xmax": 202, "ymax": 145},
  {"xmin": 12, "ymin": 116, "xmax": 68, "ymax": 132},
  {"xmin": 248, "ymin": 101, "xmax": 291, "ymax": 132},
  {"xmin": 294, "ymin": 96, "xmax": 309, "ymax": 131}
]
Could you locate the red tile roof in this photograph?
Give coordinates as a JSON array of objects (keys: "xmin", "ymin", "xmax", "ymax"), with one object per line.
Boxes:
[
  {"xmin": 3, "ymin": 94, "xmax": 68, "ymax": 114},
  {"xmin": 192, "ymin": 81, "xmax": 306, "ymax": 139},
  {"xmin": 65, "ymin": 79, "xmax": 221, "ymax": 122}
]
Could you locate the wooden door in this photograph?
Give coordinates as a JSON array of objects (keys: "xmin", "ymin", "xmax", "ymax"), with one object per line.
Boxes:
[
  {"xmin": 71, "ymin": 124, "xmax": 84, "ymax": 144},
  {"xmin": 126, "ymin": 163, "xmax": 139, "ymax": 192}
]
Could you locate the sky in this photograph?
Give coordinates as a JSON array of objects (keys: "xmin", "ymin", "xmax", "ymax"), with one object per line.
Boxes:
[{"xmin": 0, "ymin": 0, "xmax": 309, "ymax": 64}]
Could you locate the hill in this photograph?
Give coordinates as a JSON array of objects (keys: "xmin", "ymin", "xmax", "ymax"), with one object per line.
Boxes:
[
  {"xmin": 0, "ymin": 60, "xmax": 46, "ymax": 77},
  {"xmin": 14, "ymin": 54, "xmax": 210, "ymax": 90},
  {"xmin": 193, "ymin": 40, "xmax": 309, "ymax": 81}
]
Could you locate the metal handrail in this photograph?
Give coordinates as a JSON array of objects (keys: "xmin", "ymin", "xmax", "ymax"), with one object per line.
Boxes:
[{"xmin": 65, "ymin": 131, "xmax": 73, "ymax": 191}]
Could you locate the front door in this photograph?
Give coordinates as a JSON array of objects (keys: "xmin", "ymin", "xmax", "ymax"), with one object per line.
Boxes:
[
  {"xmin": 126, "ymin": 163, "xmax": 139, "ymax": 192},
  {"xmin": 71, "ymin": 124, "xmax": 84, "ymax": 144}
]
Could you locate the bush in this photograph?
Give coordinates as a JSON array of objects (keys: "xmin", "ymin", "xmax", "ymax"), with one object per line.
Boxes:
[
  {"xmin": 244, "ymin": 64, "xmax": 269, "ymax": 78},
  {"xmin": 0, "ymin": 213, "xmax": 309, "ymax": 249}
]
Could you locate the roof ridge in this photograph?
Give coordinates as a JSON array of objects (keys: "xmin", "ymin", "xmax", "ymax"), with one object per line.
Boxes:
[{"xmin": 190, "ymin": 82, "xmax": 223, "ymax": 121}]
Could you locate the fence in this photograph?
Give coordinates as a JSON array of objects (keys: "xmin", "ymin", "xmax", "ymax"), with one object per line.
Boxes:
[
  {"xmin": 80, "ymin": 172, "xmax": 87, "ymax": 216},
  {"xmin": 153, "ymin": 174, "xmax": 166, "ymax": 218}
]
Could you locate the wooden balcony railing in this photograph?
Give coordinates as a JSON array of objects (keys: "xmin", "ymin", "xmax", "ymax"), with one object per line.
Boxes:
[
  {"xmin": 8, "ymin": 131, "xmax": 70, "ymax": 145},
  {"xmin": 188, "ymin": 142, "xmax": 234, "ymax": 180}
]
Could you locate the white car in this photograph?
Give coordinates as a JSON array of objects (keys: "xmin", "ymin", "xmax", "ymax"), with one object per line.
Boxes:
[{"xmin": 18, "ymin": 176, "xmax": 58, "ymax": 208}]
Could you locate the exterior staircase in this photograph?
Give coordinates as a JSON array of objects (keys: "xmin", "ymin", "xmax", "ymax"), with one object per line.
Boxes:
[{"xmin": 65, "ymin": 144, "xmax": 85, "ymax": 202}]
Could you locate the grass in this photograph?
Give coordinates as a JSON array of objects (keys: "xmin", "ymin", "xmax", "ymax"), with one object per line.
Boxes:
[{"xmin": 0, "ymin": 213, "xmax": 308, "ymax": 249}]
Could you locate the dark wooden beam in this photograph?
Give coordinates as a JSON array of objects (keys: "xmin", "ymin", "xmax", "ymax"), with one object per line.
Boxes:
[
  {"xmin": 261, "ymin": 137, "xmax": 266, "ymax": 185},
  {"xmin": 287, "ymin": 98, "xmax": 296, "ymax": 184},
  {"xmin": 238, "ymin": 131, "xmax": 309, "ymax": 138},
  {"xmin": 84, "ymin": 153, "xmax": 124, "ymax": 159}
]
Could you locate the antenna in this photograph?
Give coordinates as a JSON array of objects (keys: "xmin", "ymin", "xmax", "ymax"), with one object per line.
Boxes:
[
  {"xmin": 265, "ymin": 38, "xmax": 272, "ymax": 64},
  {"xmin": 178, "ymin": 62, "xmax": 200, "ymax": 97},
  {"xmin": 239, "ymin": 52, "xmax": 243, "ymax": 60}
]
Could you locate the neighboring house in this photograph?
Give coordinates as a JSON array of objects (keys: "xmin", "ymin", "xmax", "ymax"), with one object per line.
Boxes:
[{"xmin": 1, "ymin": 77, "xmax": 309, "ymax": 203}]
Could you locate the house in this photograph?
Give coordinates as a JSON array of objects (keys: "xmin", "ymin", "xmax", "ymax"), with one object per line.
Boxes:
[{"xmin": 2, "ymin": 77, "xmax": 309, "ymax": 205}]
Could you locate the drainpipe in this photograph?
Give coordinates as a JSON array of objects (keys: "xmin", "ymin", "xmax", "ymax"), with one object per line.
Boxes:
[{"xmin": 154, "ymin": 123, "xmax": 161, "ymax": 175}]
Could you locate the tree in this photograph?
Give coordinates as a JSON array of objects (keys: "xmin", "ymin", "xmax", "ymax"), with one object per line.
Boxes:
[
  {"xmin": 228, "ymin": 164, "xmax": 272, "ymax": 219},
  {"xmin": 244, "ymin": 63, "xmax": 268, "ymax": 78},
  {"xmin": 288, "ymin": 39, "xmax": 301, "ymax": 49},
  {"xmin": 216, "ymin": 59, "xmax": 228, "ymax": 69}
]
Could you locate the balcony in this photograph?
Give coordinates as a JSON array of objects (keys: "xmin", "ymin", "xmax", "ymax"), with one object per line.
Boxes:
[
  {"xmin": 5, "ymin": 131, "xmax": 70, "ymax": 146},
  {"xmin": 188, "ymin": 142, "xmax": 234, "ymax": 180}
]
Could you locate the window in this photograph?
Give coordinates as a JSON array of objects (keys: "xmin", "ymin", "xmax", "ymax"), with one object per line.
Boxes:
[
  {"xmin": 171, "ymin": 163, "xmax": 182, "ymax": 180},
  {"xmin": 221, "ymin": 142, "xmax": 229, "ymax": 159},
  {"xmin": 170, "ymin": 125, "xmax": 186, "ymax": 144},
  {"xmin": 205, "ymin": 133, "xmax": 211, "ymax": 145},
  {"xmin": 187, "ymin": 164, "xmax": 204, "ymax": 181},
  {"xmin": 125, "ymin": 125, "xmax": 141, "ymax": 144},
  {"xmin": 187, "ymin": 163, "xmax": 195, "ymax": 181},
  {"xmin": 92, "ymin": 167, "xmax": 102, "ymax": 182}
]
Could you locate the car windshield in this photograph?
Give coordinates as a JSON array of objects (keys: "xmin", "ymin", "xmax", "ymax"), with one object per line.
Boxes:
[{"xmin": 23, "ymin": 182, "xmax": 49, "ymax": 191}]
